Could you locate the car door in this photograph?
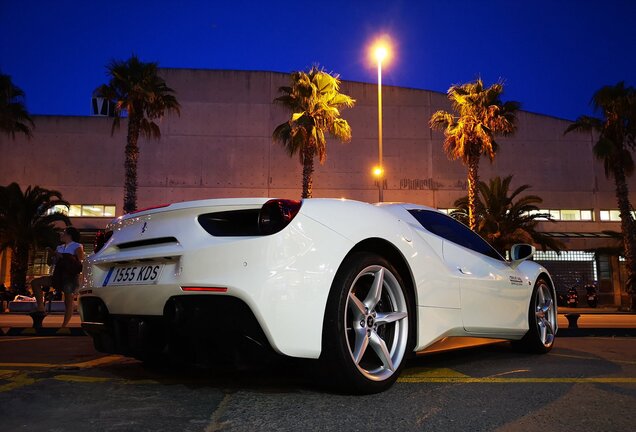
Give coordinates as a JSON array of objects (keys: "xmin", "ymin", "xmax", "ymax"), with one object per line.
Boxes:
[
  {"xmin": 407, "ymin": 209, "xmax": 527, "ymax": 333},
  {"xmin": 441, "ymin": 239, "xmax": 527, "ymax": 333}
]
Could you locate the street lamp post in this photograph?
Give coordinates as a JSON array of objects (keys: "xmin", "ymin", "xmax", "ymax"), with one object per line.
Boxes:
[{"xmin": 373, "ymin": 44, "xmax": 388, "ymax": 202}]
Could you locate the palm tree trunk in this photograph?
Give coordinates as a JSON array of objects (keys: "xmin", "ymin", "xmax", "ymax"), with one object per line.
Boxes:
[
  {"xmin": 10, "ymin": 243, "xmax": 29, "ymax": 293},
  {"xmin": 612, "ymin": 164, "xmax": 636, "ymax": 310},
  {"xmin": 467, "ymin": 155, "xmax": 480, "ymax": 231},
  {"xmin": 301, "ymin": 148, "xmax": 315, "ymax": 199},
  {"xmin": 124, "ymin": 116, "xmax": 141, "ymax": 213}
]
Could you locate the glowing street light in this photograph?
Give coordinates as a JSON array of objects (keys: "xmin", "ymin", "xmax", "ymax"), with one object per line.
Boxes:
[{"xmin": 370, "ymin": 38, "xmax": 392, "ymax": 202}]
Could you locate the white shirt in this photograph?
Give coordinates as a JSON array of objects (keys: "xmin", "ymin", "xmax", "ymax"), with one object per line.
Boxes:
[{"xmin": 57, "ymin": 241, "xmax": 82, "ymax": 255}]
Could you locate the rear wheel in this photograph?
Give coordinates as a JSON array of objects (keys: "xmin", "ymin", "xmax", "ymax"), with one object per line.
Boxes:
[
  {"xmin": 514, "ymin": 278, "xmax": 556, "ymax": 353},
  {"xmin": 322, "ymin": 252, "xmax": 412, "ymax": 394}
]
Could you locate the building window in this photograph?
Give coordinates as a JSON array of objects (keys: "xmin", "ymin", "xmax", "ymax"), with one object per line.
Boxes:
[
  {"xmin": 442, "ymin": 208, "xmax": 595, "ymax": 221},
  {"xmin": 534, "ymin": 250, "xmax": 598, "ymax": 289},
  {"xmin": 534, "ymin": 251, "xmax": 596, "ymax": 261},
  {"xmin": 543, "ymin": 209, "xmax": 594, "ymax": 221},
  {"xmin": 599, "ymin": 210, "xmax": 636, "ymax": 221},
  {"xmin": 516, "ymin": 209, "xmax": 594, "ymax": 221},
  {"xmin": 50, "ymin": 204, "xmax": 116, "ymax": 218}
]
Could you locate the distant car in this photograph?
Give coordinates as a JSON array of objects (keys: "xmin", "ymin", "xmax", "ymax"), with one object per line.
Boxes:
[{"xmin": 80, "ymin": 198, "xmax": 557, "ymax": 393}]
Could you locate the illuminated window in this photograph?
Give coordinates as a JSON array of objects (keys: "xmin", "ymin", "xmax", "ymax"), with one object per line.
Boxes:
[
  {"xmin": 69, "ymin": 205, "xmax": 82, "ymax": 217},
  {"xmin": 600, "ymin": 210, "xmax": 626, "ymax": 221},
  {"xmin": 524, "ymin": 209, "xmax": 593, "ymax": 221},
  {"xmin": 48, "ymin": 204, "xmax": 117, "ymax": 218},
  {"xmin": 534, "ymin": 250, "xmax": 595, "ymax": 261},
  {"xmin": 51, "ymin": 205, "xmax": 69, "ymax": 216}
]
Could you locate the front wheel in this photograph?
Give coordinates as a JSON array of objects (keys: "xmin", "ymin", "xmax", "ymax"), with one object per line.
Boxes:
[
  {"xmin": 514, "ymin": 278, "xmax": 557, "ymax": 353},
  {"xmin": 322, "ymin": 252, "xmax": 412, "ymax": 394}
]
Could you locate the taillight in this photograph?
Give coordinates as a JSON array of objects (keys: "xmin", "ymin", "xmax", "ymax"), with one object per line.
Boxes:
[
  {"xmin": 258, "ymin": 199, "xmax": 302, "ymax": 235},
  {"xmin": 93, "ymin": 230, "xmax": 113, "ymax": 253},
  {"xmin": 197, "ymin": 199, "xmax": 302, "ymax": 237}
]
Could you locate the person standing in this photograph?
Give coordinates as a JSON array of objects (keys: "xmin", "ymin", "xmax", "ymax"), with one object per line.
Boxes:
[{"xmin": 51, "ymin": 227, "xmax": 84, "ymax": 327}]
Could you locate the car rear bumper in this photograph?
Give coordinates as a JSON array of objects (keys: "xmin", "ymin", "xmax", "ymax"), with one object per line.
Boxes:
[{"xmin": 81, "ymin": 295, "xmax": 275, "ymax": 364}]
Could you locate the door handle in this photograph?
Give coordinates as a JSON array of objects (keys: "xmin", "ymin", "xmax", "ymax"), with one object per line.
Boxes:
[{"xmin": 458, "ymin": 267, "xmax": 472, "ymax": 275}]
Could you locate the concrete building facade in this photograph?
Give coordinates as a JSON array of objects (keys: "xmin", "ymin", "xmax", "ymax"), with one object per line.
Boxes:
[{"xmin": 1, "ymin": 69, "xmax": 634, "ymax": 305}]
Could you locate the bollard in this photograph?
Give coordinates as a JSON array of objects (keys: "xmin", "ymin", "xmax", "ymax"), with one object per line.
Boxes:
[
  {"xmin": 29, "ymin": 311, "xmax": 47, "ymax": 329},
  {"xmin": 565, "ymin": 313, "xmax": 580, "ymax": 328}
]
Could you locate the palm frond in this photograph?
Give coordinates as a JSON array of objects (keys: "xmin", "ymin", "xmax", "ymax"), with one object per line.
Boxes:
[{"xmin": 0, "ymin": 71, "xmax": 35, "ymax": 139}]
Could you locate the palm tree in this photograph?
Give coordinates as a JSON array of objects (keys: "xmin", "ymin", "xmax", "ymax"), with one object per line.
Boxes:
[
  {"xmin": 430, "ymin": 79, "xmax": 520, "ymax": 230},
  {"xmin": 450, "ymin": 175, "xmax": 563, "ymax": 256},
  {"xmin": 565, "ymin": 82, "xmax": 636, "ymax": 309},
  {"xmin": 0, "ymin": 71, "xmax": 34, "ymax": 139},
  {"xmin": 0, "ymin": 183, "xmax": 70, "ymax": 291},
  {"xmin": 273, "ymin": 66, "xmax": 355, "ymax": 198},
  {"xmin": 98, "ymin": 55, "xmax": 180, "ymax": 213}
]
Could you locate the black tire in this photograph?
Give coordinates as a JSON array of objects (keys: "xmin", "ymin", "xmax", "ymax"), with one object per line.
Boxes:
[
  {"xmin": 321, "ymin": 252, "xmax": 414, "ymax": 394},
  {"xmin": 514, "ymin": 278, "xmax": 557, "ymax": 353}
]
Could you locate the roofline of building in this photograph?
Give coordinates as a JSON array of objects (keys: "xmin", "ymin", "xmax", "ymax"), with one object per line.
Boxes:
[
  {"xmin": 27, "ymin": 68, "xmax": 575, "ymax": 123},
  {"xmin": 157, "ymin": 67, "xmax": 577, "ymax": 122}
]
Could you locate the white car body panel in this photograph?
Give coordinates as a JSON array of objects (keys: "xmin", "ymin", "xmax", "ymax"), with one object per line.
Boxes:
[{"xmin": 81, "ymin": 198, "xmax": 556, "ymax": 360}]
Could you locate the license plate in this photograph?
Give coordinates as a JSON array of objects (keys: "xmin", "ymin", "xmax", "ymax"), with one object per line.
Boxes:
[{"xmin": 103, "ymin": 264, "xmax": 164, "ymax": 286}]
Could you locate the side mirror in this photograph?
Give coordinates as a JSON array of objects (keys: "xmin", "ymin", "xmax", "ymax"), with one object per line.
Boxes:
[{"xmin": 510, "ymin": 244, "xmax": 535, "ymax": 269}]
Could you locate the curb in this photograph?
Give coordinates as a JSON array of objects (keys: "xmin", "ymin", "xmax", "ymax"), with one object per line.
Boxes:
[
  {"xmin": 0, "ymin": 327, "xmax": 86, "ymax": 336},
  {"xmin": 557, "ymin": 328, "xmax": 636, "ymax": 337}
]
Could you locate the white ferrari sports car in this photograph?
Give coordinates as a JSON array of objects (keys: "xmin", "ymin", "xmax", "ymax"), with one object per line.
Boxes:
[{"xmin": 80, "ymin": 198, "xmax": 557, "ymax": 393}]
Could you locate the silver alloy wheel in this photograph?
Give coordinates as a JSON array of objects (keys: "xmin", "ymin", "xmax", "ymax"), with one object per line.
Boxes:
[
  {"xmin": 344, "ymin": 265, "xmax": 408, "ymax": 382},
  {"xmin": 535, "ymin": 282, "xmax": 556, "ymax": 347}
]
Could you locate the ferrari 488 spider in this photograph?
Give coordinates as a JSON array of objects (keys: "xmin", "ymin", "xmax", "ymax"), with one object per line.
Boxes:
[{"xmin": 80, "ymin": 198, "xmax": 557, "ymax": 393}]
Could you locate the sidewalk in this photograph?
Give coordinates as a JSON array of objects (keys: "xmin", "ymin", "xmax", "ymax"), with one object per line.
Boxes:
[
  {"xmin": 558, "ymin": 306, "xmax": 635, "ymax": 314},
  {"xmin": 0, "ymin": 313, "xmax": 83, "ymax": 336}
]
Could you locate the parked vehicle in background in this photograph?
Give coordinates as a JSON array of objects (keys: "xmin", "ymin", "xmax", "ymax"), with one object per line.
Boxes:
[
  {"xmin": 586, "ymin": 283, "xmax": 598, "ymax": 308},
  {"xmin": 567, "ymin": 285, "xmax": 579, "ymax": 307}
]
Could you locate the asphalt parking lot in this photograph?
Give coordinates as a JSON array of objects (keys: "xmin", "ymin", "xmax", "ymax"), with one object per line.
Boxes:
[{"xmin": 0, "ymin": 334, "xmax": 635, "ymax": 431}]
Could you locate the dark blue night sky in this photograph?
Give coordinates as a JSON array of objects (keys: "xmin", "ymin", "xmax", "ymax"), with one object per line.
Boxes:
[{"xmin": 2, "ymin": 0, "xmax": 635, "ymax": 120}]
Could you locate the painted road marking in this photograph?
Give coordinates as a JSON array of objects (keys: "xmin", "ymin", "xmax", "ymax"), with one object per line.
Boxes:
[
  {"xmin": 398, "ymin": 376, "xmax": 636, "ymax": 383},
  {"xmin": 398, "ymin": 367, "xmax": 636, "ymax": 383},
  {"xmin": 2, "ymin": 365, "xmax": 635, "ymax": 393},
  {"xmin": 0, "ymin": 370, "xmax": 40, "ymax": 393}
]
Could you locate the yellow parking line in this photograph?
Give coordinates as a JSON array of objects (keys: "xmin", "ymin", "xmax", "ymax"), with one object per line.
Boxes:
[
  {"xmin": 0, "ymin": 372, "xmax": 39, "ymax": 393},
  {"xmin": 0, "ymin": 369, "xmax": 23, "ymax": 379},
  {"xmin": 398, "ymin": 376, "xmax": 636, "ymax": 384},
  {"xmin": 53, "ymin": 375, "xmax": 114, "ymax": 383}
]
